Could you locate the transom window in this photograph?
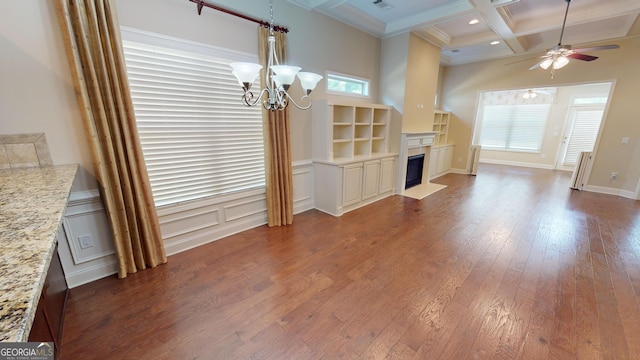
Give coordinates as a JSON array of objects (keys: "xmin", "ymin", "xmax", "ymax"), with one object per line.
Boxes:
[{"xmin": 326, "ymin": 72, "xmax": 370, "ymax": 97}]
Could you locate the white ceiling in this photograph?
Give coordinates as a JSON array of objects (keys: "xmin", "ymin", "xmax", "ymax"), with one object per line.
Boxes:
[{"xmin": 286, "ymin": 0, "xmax": 640, "ymax": 66}]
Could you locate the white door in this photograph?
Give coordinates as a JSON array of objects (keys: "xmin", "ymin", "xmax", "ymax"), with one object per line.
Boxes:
[{"xmin": 556, "ymin": 105, "xmax": 604, "ymax": 171}]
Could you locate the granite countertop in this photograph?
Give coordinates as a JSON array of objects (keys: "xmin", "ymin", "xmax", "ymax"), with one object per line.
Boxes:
[{"xmin": 0, "ymin": 164, "xmax": 77, "ymax": 342}]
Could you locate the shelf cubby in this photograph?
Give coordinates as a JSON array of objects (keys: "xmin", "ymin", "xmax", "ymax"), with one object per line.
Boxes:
[
  {"xmin": 432, "ymin": 110, "xmax": 451, "ymax": 146},
  {"xmin": 313, "ymin": 100, "xmax": 393, "ymax": 162}
]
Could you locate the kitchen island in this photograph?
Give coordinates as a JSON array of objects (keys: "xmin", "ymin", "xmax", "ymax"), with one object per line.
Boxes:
[{"xmin": 0, "ymin": 164, "xmax": 77, "ymax": 342}]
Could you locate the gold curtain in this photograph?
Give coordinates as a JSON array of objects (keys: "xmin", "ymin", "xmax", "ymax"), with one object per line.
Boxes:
[
  {"xmin": 55, "ymin": 0, "xmax": 167, "ymax": 278},
  {"xmin": 259, "ymin": 27, "xmax": 294, "ymax": 226}
]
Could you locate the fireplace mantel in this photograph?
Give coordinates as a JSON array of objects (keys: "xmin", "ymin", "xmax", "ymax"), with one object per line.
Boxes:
[{"xmin": 396, "ymin": 132, "xmax": 436, "ymax": 194}]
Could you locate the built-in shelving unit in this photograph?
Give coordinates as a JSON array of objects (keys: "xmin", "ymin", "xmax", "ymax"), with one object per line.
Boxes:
[
  {"xmin": 313, "ymin": 100, "xmax": 393, "ymax": 162},
  {"xmin": 433, "ymin": 110, "xmax": 450, "ymax": 146},
  {"xmin": 312, "ymin": 100, "xmax": 398, "ymax": 216}
]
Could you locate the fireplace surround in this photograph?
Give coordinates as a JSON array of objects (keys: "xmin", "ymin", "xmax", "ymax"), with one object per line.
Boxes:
[{"xmin": 396, "ymin": 132, "xmax": 436, "ymax": 194}]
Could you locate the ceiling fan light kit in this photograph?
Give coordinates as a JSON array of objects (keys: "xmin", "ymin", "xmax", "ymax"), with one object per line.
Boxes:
[{"xmin": 529, "ymin": 0, "xmax": 619, "ymax": 78}]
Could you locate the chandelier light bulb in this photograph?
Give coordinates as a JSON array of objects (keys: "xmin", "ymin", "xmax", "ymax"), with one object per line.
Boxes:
[
  {"xmin": 229, "ymin": 0, "xmax": 322, "ymax": 111},
  {"xmin": 230, "ymin": 62, "xmax": 262, "ymax": 89},
  {"xmin": 270, "ymin": 65, "xmax": 301, "ymax": 87},
  {"xmin": 297, "ymin": 72, "xmax": 323, "ymax": 94}
]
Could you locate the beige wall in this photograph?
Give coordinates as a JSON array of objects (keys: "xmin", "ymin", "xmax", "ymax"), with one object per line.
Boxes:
[
  {"xmin": 442, "ymin": 36, "xmax": 640, "ymax": 193},
  {"xmin": 116, "ymin": 0, "xmax": 382, "ymax": 161},
  {"xmin": 0, "ymin": 0, "xmax": 381, "ymax": 191},
  {"xmin": 0, "ymin": 1, "xmax": 94, "ymax": 190},
  {"xmin": 403, "ymin": 33, "xmax": 440, "ymax": 133},
  {"xmin": 380, "ymin": 32, "xmax": 440, "ymax": 134}
]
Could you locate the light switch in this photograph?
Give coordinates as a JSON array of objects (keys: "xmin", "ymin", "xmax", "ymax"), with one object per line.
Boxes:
[{"xmin": 622, "ymin": 137, "xmax": 630, "ymax": 144}]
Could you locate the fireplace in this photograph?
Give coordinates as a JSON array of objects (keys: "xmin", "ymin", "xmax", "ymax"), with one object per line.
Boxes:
[
  {"xmin": 396, "ymin": 132, "xmax": 436, "ymax": 194},
  {"xmin": 405, "ymin": 154, "xmax": 425, "ymax": 189}
]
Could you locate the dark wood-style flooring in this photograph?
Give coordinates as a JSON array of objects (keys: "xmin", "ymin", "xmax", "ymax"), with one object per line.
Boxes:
[{"xmin": 60, "ymin": 164, "xmax": 640, "ymax": 359}]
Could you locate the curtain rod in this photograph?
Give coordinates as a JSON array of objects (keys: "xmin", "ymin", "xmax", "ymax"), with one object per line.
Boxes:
[{"xmin": 188, "ymin": 0, "xmax": 289, "ymax": 33}]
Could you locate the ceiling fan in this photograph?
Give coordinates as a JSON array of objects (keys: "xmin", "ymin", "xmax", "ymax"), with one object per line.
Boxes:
[{"xmin": 529, "ymin": 0, "xmax": 620, "ymax": 78}]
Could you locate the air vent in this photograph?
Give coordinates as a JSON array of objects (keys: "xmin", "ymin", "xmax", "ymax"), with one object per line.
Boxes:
[{"xmin": 372, "ymin": 0, "xmax": 394, "ymax": 10}]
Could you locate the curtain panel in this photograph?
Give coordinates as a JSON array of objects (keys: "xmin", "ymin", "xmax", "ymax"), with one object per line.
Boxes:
[
  {"xmin": 55, "ymin": 0, "xmax": 167, "ymax": 278},
  {"xmin": 259, "ymin": 27, "xmax": 295, "ymax": 227}
]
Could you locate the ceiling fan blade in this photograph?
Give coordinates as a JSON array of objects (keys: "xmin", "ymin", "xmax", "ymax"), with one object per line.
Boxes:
[
  {"xmin": 568, "ymin": 53, "xmax": 598, "ymax": 61},
  {"xmin": 504, "ymin": 57, "xmax": 541, "ymax": 66},
  {"xmin": 528, "ymin": 59, "xmax": 547, "ymax": 70},
  {"xmin": 571, "ymin": 44, "xmax": 620, "ymax": 52}
]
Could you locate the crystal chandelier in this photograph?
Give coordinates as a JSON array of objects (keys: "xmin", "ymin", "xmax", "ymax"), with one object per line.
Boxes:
[{"xmin": 230, "ymin": 0, "xmax": 322, "ymax": 111}]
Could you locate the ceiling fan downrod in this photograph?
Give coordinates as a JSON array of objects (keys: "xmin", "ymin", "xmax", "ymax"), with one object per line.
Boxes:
[{"xmin": 558, "ymin": 0, "xmax": 571, "ymax": 47}]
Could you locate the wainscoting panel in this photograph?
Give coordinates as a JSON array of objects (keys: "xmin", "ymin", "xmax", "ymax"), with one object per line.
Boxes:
[
  {"xmin": 160, "ymin": 207, "xmax": 221, "ymax": 240},
  {"xmin": 57, "ymin": 190, "xmax": 118, "ymax": 288},
  {"xmin": 57, "ymin": 161, "xmax": 317, "ymax": 286},
  {"xmin": 160, "ymin": 190, "xmax": 267, "ymax": 256},
  {"xmin": 292, "ymin": 160, "xmax": 314, "ymax": 214},
  {"xmin": 224, "ymin": 195, "xmax": 267, "ymax": 222}
]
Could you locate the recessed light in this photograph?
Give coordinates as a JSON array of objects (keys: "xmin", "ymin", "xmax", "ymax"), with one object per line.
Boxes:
[
  {"xmin": 490, "ymin": 40, "xmax": 500, "ymax": 45},
  {"xmin": 469, "ymin": 19, "xmax": 480, "ymax": 25}
]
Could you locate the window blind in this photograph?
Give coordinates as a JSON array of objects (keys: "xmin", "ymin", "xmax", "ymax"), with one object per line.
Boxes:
[
  {"xmin": 479, "ymin": 104, "xmax": 550, "ymax": 151},
  {"xmin": 122, "ymin": 39, "xmax": 264, "ymax": 207},
  {"xmin": 563, "ymin": 108, "xmax": 603, "ymax": 166}
]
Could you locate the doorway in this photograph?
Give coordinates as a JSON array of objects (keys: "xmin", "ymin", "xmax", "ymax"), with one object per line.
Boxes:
[
  {"xmin": 555, "ymin": 82, "xmax": 612, "ymax": 171},
  {"xmin": 555, "ymin": 105, "xmax": 605, "ymax": 171}
]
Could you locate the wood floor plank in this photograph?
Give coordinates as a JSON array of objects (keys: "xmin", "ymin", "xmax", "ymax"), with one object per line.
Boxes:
[
  {"xmin": 575, "ymin": 274, "xmax": 603, "ymax": 359},
  {"xmin": 59, "ymin": 164, "xmax": 640, "ymax": 359}
]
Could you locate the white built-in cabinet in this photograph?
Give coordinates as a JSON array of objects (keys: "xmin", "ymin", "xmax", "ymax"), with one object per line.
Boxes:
[
  {"xmin": 429, "ymin": 145, "xmax": 454, "ymax": 179},
  {"xmin": 430, "ymin": 111, "xmax": 454, "ymax": 179},
  {"xmin": 312, "ymin": 100, "xmax": 398, "ymax": 216}
]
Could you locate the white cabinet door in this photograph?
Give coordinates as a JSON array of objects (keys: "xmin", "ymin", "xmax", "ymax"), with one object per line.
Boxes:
[
  {"xmin": 443, "ymin": 146, "xmax": 454, "ymax": 171},
  {"xmin": 429, "ymin": 147, "xmax": 439, "ymax": 179},
  {"xmin": 379, "ymin": 157, "xmax": 396, "ymax": 194},
  {"xmin": 436, "ymin": 147, "xmax": 448, "ymax": 174},
  {"xmin": 362, "ymin": 160, "xmax": 381, "ymax": 200},
  {"xmin": 343, "ymin": 163, "xmax": 363, "ymax": 206}
]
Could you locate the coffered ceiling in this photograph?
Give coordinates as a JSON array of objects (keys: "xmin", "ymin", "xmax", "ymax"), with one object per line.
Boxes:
[{"xmin": 286, "ymin": 0, "xmax": 640, "ymax": 65}]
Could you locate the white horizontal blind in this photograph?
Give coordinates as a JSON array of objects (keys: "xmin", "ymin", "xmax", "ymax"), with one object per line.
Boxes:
[
  {"xmin": 479, "ymin": 104, "xmax": 550, "ymax": 151},
  {"xmin": 122, "ymin": 36, "xmax": 264, "ymax": 207},
  {"xmin": 563, "ymin": 108, "xmax": 603, "ymax": 166}
]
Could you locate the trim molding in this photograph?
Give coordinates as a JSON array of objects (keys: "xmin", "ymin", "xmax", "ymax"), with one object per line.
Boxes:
[
  {"xmin": 479, "ymin": 159, "xmax": 555, "ymax": 170},
  {"xmin": 583, "ymin": 185, "xmax": 637, "ymax": 199},
  {"xmin": 65, "ymin": 260, "xmax": 118, "ymax": 289}
]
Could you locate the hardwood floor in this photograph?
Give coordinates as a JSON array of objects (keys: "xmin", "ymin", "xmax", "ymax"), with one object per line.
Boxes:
[{"xmin": 60, "ymin": 164, "xmax": 640, "ymax": 359}]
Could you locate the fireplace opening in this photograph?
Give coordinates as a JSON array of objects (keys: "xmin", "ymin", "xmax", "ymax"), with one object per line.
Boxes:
[{"xmin": 405, "ymin": 154, "xmax": 425, "ymax": 189}]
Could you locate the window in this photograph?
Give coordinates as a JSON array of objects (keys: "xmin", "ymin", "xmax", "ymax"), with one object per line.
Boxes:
[
  {"xmin": 326, "ymin": 72, "xmax": 369, "ymax": 97},
  {"xmin": 121, "ymin": 28, "xmax": 264, "ymax": 207},
  {"xmin": 478, "ymin": 104, "xmax": 550, "ymax": 152},
  {"xmin": 573, "ymin": 97, "xmax": 607, "ymax": 105}
]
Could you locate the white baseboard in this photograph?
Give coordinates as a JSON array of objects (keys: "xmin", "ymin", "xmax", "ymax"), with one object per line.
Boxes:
[
  {"xmin": 479, "ymin": 159, "xmax": 554, "ymax": 170},
  {"xmin": 583, "ymin": 185, "xmax": 637, "ymax": 199},
  {"xmin": 65, "ymin": 259, "xmax": 118, "ymax": 288}
]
